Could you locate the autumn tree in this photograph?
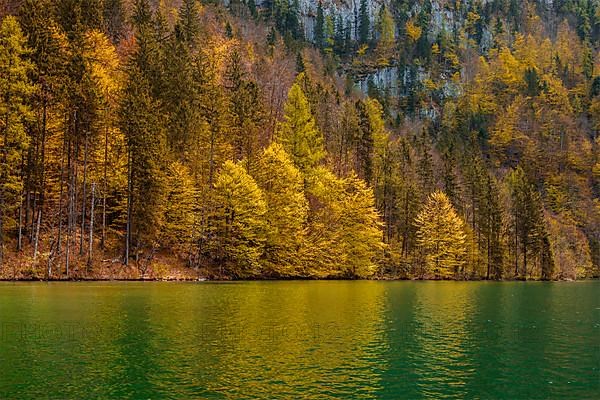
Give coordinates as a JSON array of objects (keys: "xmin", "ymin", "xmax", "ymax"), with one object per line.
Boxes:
[
  {"xmin": 302, "ymin": 167, "xmax": 383, "ymax": 278},
  {"xmin": 415, "ymin": 190, "xmax": 467, "ymax": 279},
  {"xmin": 208, "ymin": 161, "xmax": 266, "ymax": 278},
  {"xmin": 277, "ymin": 74, "xmax": 325, "ymax": 173},
  {"xmin": 252, "ymin": 143, "xmax": 308, "ymax": 276},
  {"xmin": 0, "ymin": 16, "xmax": 35, "ymax": 267}
]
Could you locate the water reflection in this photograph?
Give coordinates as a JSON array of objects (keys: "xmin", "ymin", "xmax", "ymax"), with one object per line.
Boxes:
[{"xmin": 0, "ymin": 281, "xmax": 598, "ymax": 399}]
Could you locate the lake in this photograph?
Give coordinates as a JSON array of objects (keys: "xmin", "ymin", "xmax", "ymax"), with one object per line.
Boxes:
[{"xmin": 0, "ymin": 281, "xmax": 598, "ymax": 399}]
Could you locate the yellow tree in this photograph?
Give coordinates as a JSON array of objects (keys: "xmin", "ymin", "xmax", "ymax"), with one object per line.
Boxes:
[
  {"xmin": 415, "ymin": 190, "xmax": 467, "ymax": 278},
  {"xmin": 252, "ymin": 143, "xmax": 308, "ymax": 277},
  {"xmin": 339, "ymin": 173, "xmax": 385, "ymax": 278},
  {"xmin": 0, "ymin": 16, "xmax": 35, "ymax": 266},
  {"xmin": 302, "ymin": 167, "xmax": 383, "ymax": 278},
  {"xmin": 162, "ymin": 161, "xmax": 196, "ymax": 252},
  {"xmin": 277, "ymin": 74, "xmax": 325, "ymax": 173},
  {"xmin": 210, "ymin": 160, "xmax": 267, "ymax": 278}
]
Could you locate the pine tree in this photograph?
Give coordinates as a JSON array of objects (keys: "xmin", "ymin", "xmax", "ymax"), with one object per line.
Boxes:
[
  {"xmin": 178, "ymin": 0, "xmax": 201, "ymax": 45},
  {"xmin": 508, "ymin": 167, "xmax": 548, "ymax": 278},
  {"xmin": 252, "ymin": 143, "xmax": 308, "ymax": 276},
  {"xmin": 315, "ymin": 1, "xmax": 324, "ymax": 49},
  {"xmin": 295, "ymin": 51, "xmax": 305, "ymax": 73},
  {"xmin": 209, "ymin": 160, "xmax": 266, "ymax": 278},
  {"xmin": 415, "ymin": 190, "xmax": 467, "ymax": 278},
  {"xmin": 277, "ymin": 75, "xmax": 325, "ymax": 173},
  {"xmin": 355, "ymin": 99, "xmax": 375, "ymax": 184},
  {"xmin": 248, "ymin": 0, "xmax": 257, "ymax": 18},
  {"xmin": 0, "ymin": 16, "xmax": 35, "ymax": 267},
  {"xmin": 358, "ymin": 0, "xmax": 370, "ymax": 45},
  {"xmin": 120, "ymin": 1, "xmax": 168, "ymax": 265}
]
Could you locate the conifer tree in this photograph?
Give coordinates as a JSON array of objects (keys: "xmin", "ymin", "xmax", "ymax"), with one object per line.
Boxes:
[
  {"xmin": 225, "ymin": 50, "xmax": 264, "ymax": 170},
  {"xmin": 0, "ymin": 16, "xmax": 35, "ymax": 267},
  {"xmin": 163, "ymin": 161, "xmax": 196, "ymax": 250},
  {"xmin": 415, "ymin": 191, "xmax": 467, "ymax": 278},
  {"xmin": 358, "ymin": 0, "xmax": 370, "ymax": 45},
  {"xmin": 508, "ymin": 167, "xmax": 548, "ymax": 278},
  {"xmin": 277, "ymin": 75, "xmax": 325, "ymax": 173},
  {"xmin": 120, "ymin": 1, "xmax": 168, "ymax": 264},
  {"xmin": 339, "ymin": 173, "xmax": 384, "ymax": 277},
  {"xmin": 315, "ymin": 1, "xmax": 324, "ymax": 49},
  {"xmin": 302, "ymin": 168, "xmax": 383, "ymax": 278},
  {"xmin": 252, "ymin": 143, "xmax": 308, "ymax": 276},
  {"xmin": 209, "ymin": 161, "xmax": 266, "ymax": 278},
  {"xmin": 376, "ymin": 5, "xmax": 395, "ymax": 55}
]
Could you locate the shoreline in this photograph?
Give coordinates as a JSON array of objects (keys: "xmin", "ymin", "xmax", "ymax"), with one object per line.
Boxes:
[{"xmin": 0, "ymin": 277, "xmax": 595, "ymax": 283}]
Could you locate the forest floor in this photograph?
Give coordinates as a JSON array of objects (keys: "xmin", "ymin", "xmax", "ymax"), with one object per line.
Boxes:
[
  {"xmin": 0, "ymin": 237, "xmax": 206, "ymax": 281},
  {"xmin": 1, "ymin": 238, "xmax": 596, "ymax": 281}
]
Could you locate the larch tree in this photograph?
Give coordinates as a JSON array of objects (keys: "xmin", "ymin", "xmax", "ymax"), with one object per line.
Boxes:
[
  {"xmin": 277, "ymin": 74, "xmax": 325, "ymax": 173},
  {"xmin": 0, "ymin": 16, "xmax": 35, "ymax": 267},
  {"xmin": 339, "ymin": 173, "xmax": 385, "ymax": 278},
  {"xmin": 162, "ymin": 161, "xmax": 196, "ymax": 252},
  {"xmin": 415, "ymin": 190, "xmax": 467, "ymax": 279},
  {"xmin": 376, "ymin": 5, "xmax": 395, "ymax": 56},
  {"xmin": 209, "ymin": 161, "xmax": 267, "ymax": 278},
  {"xmin": 252, "ymin": 143, "xmax": 308, "ymax": 277}
]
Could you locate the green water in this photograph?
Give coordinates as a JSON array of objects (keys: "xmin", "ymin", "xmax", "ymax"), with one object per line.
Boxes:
[{"xmin": 0, "ymin": 281, "xmax": 598, "ymax": 399}]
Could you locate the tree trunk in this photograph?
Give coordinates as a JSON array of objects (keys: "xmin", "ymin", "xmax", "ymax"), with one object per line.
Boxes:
[
  {"xmin": 17, "ymin": 197, "xmax": 23, "ymax": 251},
  {"xmin": 88, "ymin": 183, "xmax": 95, "ymax": 269},
  {"xmin": 57, "ymin": 130, "xmax": 67, "ymax": 260},
  {"xmin": 80, "ymin": 131, "xmax": 88, "ymax": 256},
  {"xmin": 523, "ymin": 243, "xmax": 528, "ymax": 280},
  {"xmin": 33, "ymin": 209, "xmax": 41, "ymax": 260},
  {"xmin": 124, "ymin": 148, "xmax": 132, "ymax": 265},
  {"xmin": 102, "ymin": 122, "xmax": 108, "ymax": 249}
]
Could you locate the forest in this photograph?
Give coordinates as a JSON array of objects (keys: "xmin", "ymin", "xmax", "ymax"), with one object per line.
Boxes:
[{"xmin": 0, "ymin": 0, "xmax": 599, "ymax": 280}]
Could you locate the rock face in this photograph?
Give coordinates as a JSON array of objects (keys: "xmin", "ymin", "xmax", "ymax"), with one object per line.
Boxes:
[
  {"xmin": 355, "ymin": 66, "xmax": 399, "ymax": 96},
  {"xmin": 249, "ymin": 0, "xmax": 557, "ymax": 99}
]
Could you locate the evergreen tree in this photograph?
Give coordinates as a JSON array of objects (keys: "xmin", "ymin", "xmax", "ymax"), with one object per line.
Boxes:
[
  {"xmin": 103, "ymin": 0, "xmax": 125, "ymax": 43},
  {"xmin": 315, "ymin": 1, "xmax": 324, "ymax": 49},
  {"xmin": 248, "ymin": 0, "xmax": 257, "ymax": 18},
  {"xmin": 225, "ymin": 50, "xmax": 264, "ymax": 170},
  {"xmin": 358, "ymin": 0, "xmax": 370, "ymax": 44},
  {"xmin": 355, "ymin": 100, "xmax": 375, "ymax": 183},
  {"xmin": 295, "ymin": 51, "xmax": 305, "ymax": 72},
  {"xmin": 508, "ymin": 167, "xmax": 548, "ymax": 278},
  {"xmin": 120, "ymin": 1, "xmax": 168, "ymax": 264},
  {"xmin": 178, "ymin": 0, "xmax": 201, "ymax": 45},
  {"xmin": 415, "ymin": 191, "xmax": 467, "ymax": 278}
]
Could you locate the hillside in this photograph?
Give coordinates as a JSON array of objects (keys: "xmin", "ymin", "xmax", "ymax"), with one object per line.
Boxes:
[{"xmin": 0, "ymin": 0, "xmax": 599, "ymax": 280}]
